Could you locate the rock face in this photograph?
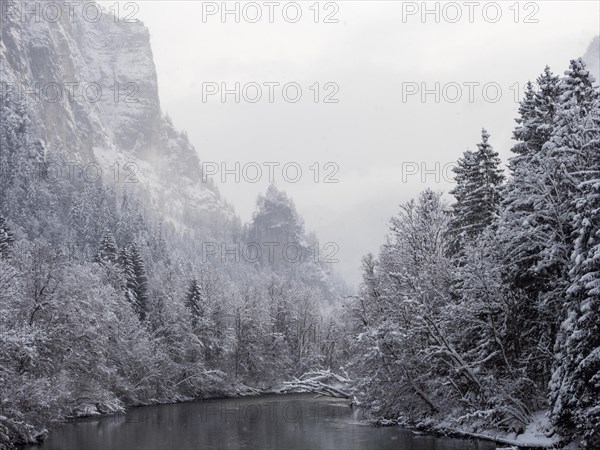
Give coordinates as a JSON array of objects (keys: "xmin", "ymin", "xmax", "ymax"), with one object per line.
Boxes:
[{"xmin": 0, "ymin": 0, "xmax": 231, "ymax": 231}]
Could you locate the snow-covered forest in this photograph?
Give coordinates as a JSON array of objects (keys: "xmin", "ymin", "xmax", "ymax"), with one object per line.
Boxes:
[
  {"xmin": 1, "ymin": 2, "xmax": 599, "ymax": 449},
  {"xmin": 347, "ymin": 60, "xmax": 600, "ymax": 448},
  {"xmin": 0, "ymin": 155, "xmax": 349, "ymax": 445},
  {"xmin": 1, "ymin": 6, "xmax": 349, "ymax": 443}
]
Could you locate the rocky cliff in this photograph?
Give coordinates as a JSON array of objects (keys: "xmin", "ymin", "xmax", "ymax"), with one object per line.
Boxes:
[{"xmin": 0, "ymin": 0, "xmax": 231, "ymax": 232}]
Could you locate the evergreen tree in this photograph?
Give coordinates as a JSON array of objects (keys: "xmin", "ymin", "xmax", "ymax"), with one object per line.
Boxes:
[
  {"xmin": 0, "ymin": 85, "xmax": 30, "ymax": 212},
  {"xmin": 119, "ymin": 244, "xmax": 149, "ymax": 322},
  {"xmin": 447, "ymin": 149, "xmax": 476, "ymax": 254},
  {"xmin": 185, "ymin": 278, "xmax": 205, "ymax": 328},
  {"xmin": 130, "ymin": 244, "xmax": 149, "ymax": 322},
  {"xmin": 531, "ymin": 59, "xmax": 600, "ymax": 315},
  {"xmin": 498, "ymin": 67, "xmax": 561, "ymax": 285},
  {"xmin": 551, "ymin": 157, "xmax": 600, "ymax": 446},
  {"xmin": 549, "ymin": 60, "xmax": 600, "ymax": 447},
  {"xmin": 119, "ymin": 246, "xmax": 135, "ymax": 304},
  {"xmin": 116, "ymin": 191, "xmax": 145, "ymax": 247},
  {"xmin": 511, "ymin": 67, "xmax": 561, "ymax": 165},
  {"xmin": 447, "ymin": 129, "xmax": 504, "ymax": 252},
  {"xmin": 150, "ymin": 221, "xmax": 168, "ymax": 263},
  {"xmin": 95, "ymin": 230, "xmax": 119, "ymax": 265},
  {"xmin": 0, "ymin": 216, "xmax": 15, "ymax": 258},
  {"xmin": 493, "ymin": 67, "xmax": 563, "ymax": 385}
]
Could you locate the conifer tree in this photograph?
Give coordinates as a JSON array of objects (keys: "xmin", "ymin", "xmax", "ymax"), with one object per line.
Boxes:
[
  {"xmin": 447, "ymin": 129, "xmax": 504, "ymax": 252},
  {"xmin": 511, "ymin": 67, "xmax": 561, "ymax": 165},
  {"xmin": 492, "ymin": 67, "xmax": 562, "ymax": 386},
  {"xmin": 532, "ymin": 59, "xmax": 600, "ymax": 312},
  {"xmin": 95, "ymin": 230, "xmax": 118, "ymax": 265},
  {"xmin": 130, "ymin": 244, "xmax": 149, "ymax": 322},
  {"xmin": 551, "ymin": 154, "xmax": 600, "ymax": 446},
  {"xmin": 0, "ymin": 216, "xmax": 14, "ymax": 259},
  {"xmin": 118, "ymin": 244, "xmax": 149, "ymax": 322},
  {"xmin": 186, "ymin": 278, "xmax": 205, "ymax": 329},
  {"xmin": 549, "ymin": 59, "xmax": 600, "ymax": 447},
  {"xmin": 498, "ymin": 67, "xmax": 561, "ymax": 285}
]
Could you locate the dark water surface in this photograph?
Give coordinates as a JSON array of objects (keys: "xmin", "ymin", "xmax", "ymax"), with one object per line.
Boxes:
[{"xmin": 26, "ymin": 394, "xmax": 496, "ymax": 450}]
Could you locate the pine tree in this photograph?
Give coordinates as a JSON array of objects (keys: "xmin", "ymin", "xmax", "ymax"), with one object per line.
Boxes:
[
  {"xmin": 0, "ymin": 216, "xmax": 15, "ymax": 258},
  {"xmin": 532, "ymin": 59, "xmax": 600, "ymax": 314},
  {"xmin": 119, "ymin": 246, "xmax": 135, "ymax": 305},
  {"xmin": 130, "ymin": 244, "xmax": 149, "ymax": 322},
  {"xmin": 118, "ymin": 244, "xmax": 149, "ymax": 322},
  {"xmin": 511, "ymin": 67, "xmax": 561, "ymax": 165},
  {"xmin": 498, "ymin": 67, "xmax": 561, "ymax": 286},
  {"xmin": 95, "ymin": 230, "xmax": 118, "ymax": 265},
  {"xmin": 185, "ymin": 278, "xmax": 205, "ymax": 329},
  {"xmin": 549, "ymin": 59, "xmax": 600, "ymax": 448},
  {"xmin": 447, "ymin": 129, "xmax": 504, "ymax": 252},
  {"xmin": 492, "ymin": 67, "xmax": 563, "ymax": 386},
  {"xmin": 510, "ymin": 80, "xmax": 537, "ymax": 158},
  {"xmin": 150, "ymin": 221, "xmax": 168, "ymax": 263},
  {"xmin": 116, "ymin": 191, "xmax": 145, "ymax": 247},
  {"xmin": 551, "ymin": 161, "xmax": 600, "ymax": 446}
]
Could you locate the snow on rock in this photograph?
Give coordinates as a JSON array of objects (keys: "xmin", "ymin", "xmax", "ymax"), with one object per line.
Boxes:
[{"xmin": 0, "ymin": 1, "xmax": 232, "ymax": 232}]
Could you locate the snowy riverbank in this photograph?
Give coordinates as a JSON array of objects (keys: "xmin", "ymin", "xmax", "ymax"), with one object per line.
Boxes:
[{"xmin": 372, "ymin": 410, "xmax": 579, "ymax": 449}]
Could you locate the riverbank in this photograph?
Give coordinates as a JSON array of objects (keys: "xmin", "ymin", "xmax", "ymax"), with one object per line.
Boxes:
[
  {"xmin": 3, "ymin": 382, "xmax": 271, "ymax": 449},
  {"xmin": 19, "ymin": 393, "xmax": 495, "ymax": 450},
  {"xmin": 373, "ymin": 410, "xmax": 573, "ymax": 450},
  {"xmin": 12, "ymin": 387, "xmax": 566, "ymax": 450},
  {"xmin": 8, "ymin": 383, "xmax": 351, "ymax": 449}
]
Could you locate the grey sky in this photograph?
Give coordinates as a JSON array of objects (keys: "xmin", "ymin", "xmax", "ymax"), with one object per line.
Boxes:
[{"xmin": 104, "ymin": 1, "xmax": 600, "ymax": 286}]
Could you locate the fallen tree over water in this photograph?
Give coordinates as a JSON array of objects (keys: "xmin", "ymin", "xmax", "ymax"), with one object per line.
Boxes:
[{"xmin": 279, "ymin": 370, "xmax": 353, "ymax": 399}]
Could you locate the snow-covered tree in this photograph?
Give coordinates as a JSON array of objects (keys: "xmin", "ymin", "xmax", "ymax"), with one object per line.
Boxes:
[
  {"xmin": 511, "ymin": 67, "xmax": 561, "ymax": 164},
  {"xmin": 493, "ymin": 67, "xmax": 563, "ymax": 387},
  {"xmin": 550, "ymin": 169, "xmax": 600, "ymax": 446},
  {"xmin": 549, "ymin": 60, "xmax": 600, "ymax": 448},
  {"xmin": 185, "ymin": 278, "xmax": 205, "ymax": 328},
  {"xmin": 0, "ymin": 216, "xmax": 14, "ymax": 258},
  {"xmin": 349, "ymin": 190, "xmax": 455, "ymax": 417},
  {"xmin": 96, "ymin": 230, "xmax": 119, "ymax": 265},
  {"xmin": 119, "ymin": 244, "xmax": 149, "ymax": 322},
  {"xmin": 447, "ymin": 129, "xmax": 504, "ymax": 253}
]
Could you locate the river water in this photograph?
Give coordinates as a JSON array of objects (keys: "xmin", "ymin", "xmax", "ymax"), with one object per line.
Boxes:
[{"xmin": 26, "ymin": 394, "xmax": 496, "ymax": 449}]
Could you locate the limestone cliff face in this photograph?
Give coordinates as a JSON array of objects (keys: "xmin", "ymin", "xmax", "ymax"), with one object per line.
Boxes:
[{"xmin": 0, "ymin": 1, "xmax": 231, "ymax": 230}]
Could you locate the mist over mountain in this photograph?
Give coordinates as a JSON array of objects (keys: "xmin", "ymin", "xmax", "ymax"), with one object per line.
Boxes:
[
  {"xmin": 1, "ymin": 2, "xmax": 599, "ymax": 449},
  {"xmin": 0, "ymin": 3, "xmax": 348, "ymax": 445},
  {"xmin": 1, "ymin": 0, "xmax": 232, "ymax": 234},
  {"xmin": 582, "ymin": 35, "xmax": 600, "ymax": 83}
]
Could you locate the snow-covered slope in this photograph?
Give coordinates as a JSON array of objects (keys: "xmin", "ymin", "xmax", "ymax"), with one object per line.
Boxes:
[{"xmin": 0, "ymin": 1, "xmax": 231, "ymax": 231}]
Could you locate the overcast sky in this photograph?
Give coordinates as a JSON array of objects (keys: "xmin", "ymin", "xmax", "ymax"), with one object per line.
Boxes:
[{"xmin": 105, "ymin": 1, "xmax": 600, "ymax": 286}]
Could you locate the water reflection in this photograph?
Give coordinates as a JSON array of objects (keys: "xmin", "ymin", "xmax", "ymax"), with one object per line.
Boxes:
[{"xmin": 26, "ymin": 394, "xmax": 495, "ymax": 450}]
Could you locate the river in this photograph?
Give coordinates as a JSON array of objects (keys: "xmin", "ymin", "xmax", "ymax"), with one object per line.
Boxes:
[{"xmin": 25, "ymin": 394, "xmax": 496, "ymax": 449}]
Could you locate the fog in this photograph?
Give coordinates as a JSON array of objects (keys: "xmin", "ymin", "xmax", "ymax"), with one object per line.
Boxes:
[{"xmin": 109, "ymin": 1, "xmax": 600, "ymax": 286}]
